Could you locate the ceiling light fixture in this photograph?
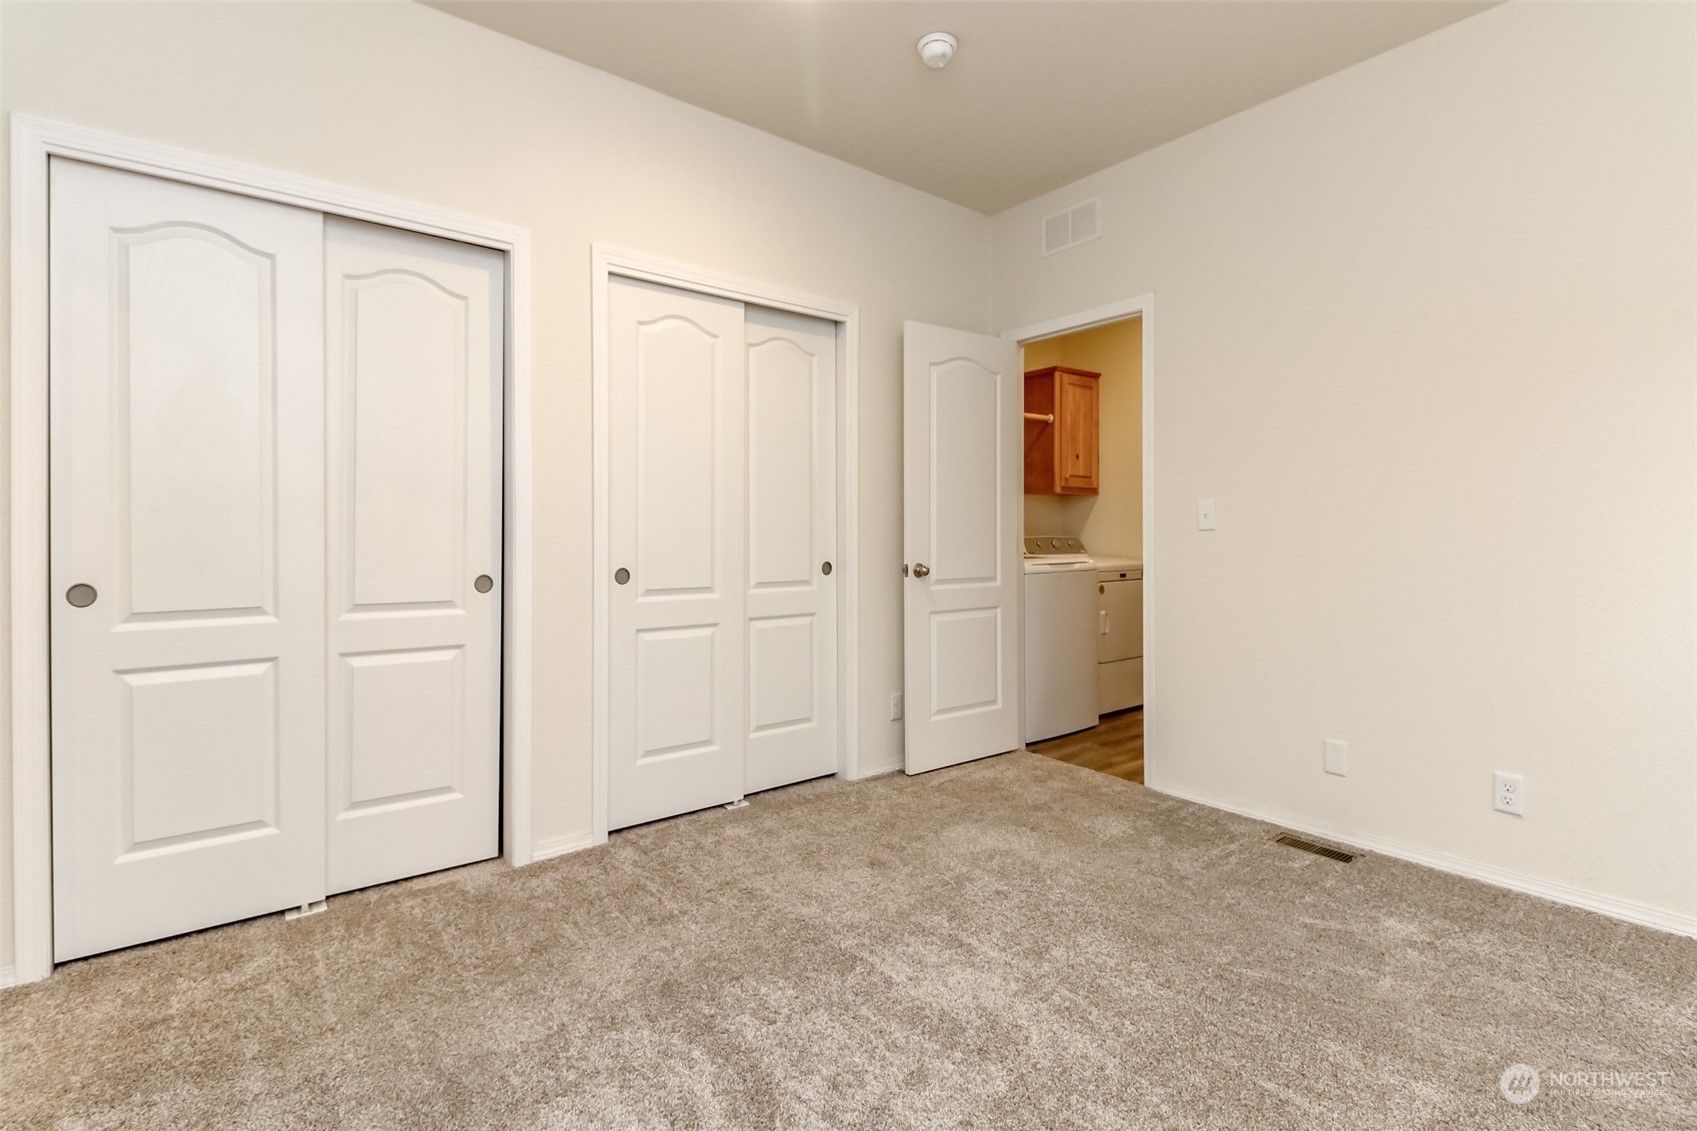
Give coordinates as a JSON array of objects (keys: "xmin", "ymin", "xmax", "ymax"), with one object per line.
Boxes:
[{"xmin": 917, "ymin": 32, "xmax": 957, "ymax": 70}]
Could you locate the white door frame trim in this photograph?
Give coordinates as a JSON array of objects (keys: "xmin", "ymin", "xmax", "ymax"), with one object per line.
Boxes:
[
  {"xmin": 1003, "ymin": 295, "xmax": 1155, "ymax": 777},
  {"xmin": 8, "ymin": 114, "xmax": 538, "ymax": 985},
  {"xmin": 590, "ymin": 245, "xmax": 863, "ymax": 844}
]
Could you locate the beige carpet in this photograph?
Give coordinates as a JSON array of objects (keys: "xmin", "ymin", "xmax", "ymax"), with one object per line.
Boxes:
[{"xmin": 3, "ymin": 752, "xmax": 1693, "ymax": 1129}]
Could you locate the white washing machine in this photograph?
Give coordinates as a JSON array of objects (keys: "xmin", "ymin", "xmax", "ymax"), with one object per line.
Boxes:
[
  {"xmin": 1023, "ymin": 536, "xmax": 1100, "ymax": 743},
  {"xmin": 1093, "ymin": 556, "xmax": 1144, "ymax": 712}
]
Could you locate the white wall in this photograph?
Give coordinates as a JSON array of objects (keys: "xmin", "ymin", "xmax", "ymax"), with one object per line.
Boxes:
[
  {"xmin": 0, "ymin": 0, "xmax": 992, "ymax": 971},
  {"xmin": 994, "ymin": 1, "xmax": 1697, "ymax": 928}
]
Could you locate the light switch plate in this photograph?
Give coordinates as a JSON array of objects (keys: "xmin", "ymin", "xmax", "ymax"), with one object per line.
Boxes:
[
  {"xmin": 1198, "ymin": 499, "xmax": 1217, "ymax": 531},
  {"xmin": 1324, "ymin": 739, "xmax": 1348, "ymax": 777}
]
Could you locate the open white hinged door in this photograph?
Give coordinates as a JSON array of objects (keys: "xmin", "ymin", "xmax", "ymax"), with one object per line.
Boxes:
[{"xmin": 902, "ymin": 321, "xmax": 1022, "ymax": 774}]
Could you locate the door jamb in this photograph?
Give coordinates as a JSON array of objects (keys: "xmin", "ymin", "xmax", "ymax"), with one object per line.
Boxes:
[
  {"xmin": 590, "ymin": 245, "xmax": 863, "ymax": 844},
  {"xmin": 1002, "ymin": 295, "xmax": 1155, "ymax": 778},
  {"xmin": 8, "ymin": 115, "xmax": 538, "ymax": 985}
]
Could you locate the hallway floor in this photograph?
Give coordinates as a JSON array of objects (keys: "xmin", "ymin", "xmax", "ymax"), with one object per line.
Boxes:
[{"xmin": 1029, "ymin": 706, "xmax": 1144, "ymax": 783}]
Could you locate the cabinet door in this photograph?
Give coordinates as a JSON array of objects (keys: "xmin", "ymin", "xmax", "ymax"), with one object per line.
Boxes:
[
  {"xmin": 1057, "ymin": 371, "xmax": 1099, "ymax": 493},
  {"xmin": 1098, "ymin": 578, "xmax": 1143, "ymax": 663}
]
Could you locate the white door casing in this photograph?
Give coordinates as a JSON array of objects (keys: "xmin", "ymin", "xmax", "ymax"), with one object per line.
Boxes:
[
  {"xmin": 324, "ymin": 218, "xmax": 504, "ymax": 895},
  {"xmin": 608, "ymin": 277, "xmax": 748, "ymax": 828},
  {"xmin": 48, "ymin": 159, "xmax": 329, "ymax": 960},
  {"xmin": 902, "ymin": 321, "xmax": 1023, "ymax": 774},
  {"xmin": 744, "ymin": 307, "xmax": 837, "ymax": 793}
]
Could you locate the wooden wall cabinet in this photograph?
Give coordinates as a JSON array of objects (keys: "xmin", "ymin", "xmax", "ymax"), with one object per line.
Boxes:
[{"xmin": 1024, "ymin": 365, "xmax": 1100, "ymax": 495}]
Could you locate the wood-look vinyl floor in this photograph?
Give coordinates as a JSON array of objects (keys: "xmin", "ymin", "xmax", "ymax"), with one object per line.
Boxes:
[{"xmin": 1028, "ymin": 707, "xmax": 1144, "ymax": 784}]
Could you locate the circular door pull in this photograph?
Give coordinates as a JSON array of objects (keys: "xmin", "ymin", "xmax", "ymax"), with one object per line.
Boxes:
[
  {"xmin": 614, "ymin": 567, "xmax": 631, "ymax": 585},
  {"xmin": 66, "ymin": 583, "xmax": 98, "ymax": 608},
  {"xmin": 821, "ymin": 561, "xmax": 833, "ymax": 576},
  {"xmin": 474, "ymin": 574, "xmax": 494, "ymax": 594},
  {"xmin": 912, "ymin": 563, "xmax": 930, "ymax": 578}
]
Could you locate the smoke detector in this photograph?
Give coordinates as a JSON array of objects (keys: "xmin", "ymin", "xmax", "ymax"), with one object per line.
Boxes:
[{"xmin": 917, "ymin": 32, "xmax": 957, "ymax": 70}]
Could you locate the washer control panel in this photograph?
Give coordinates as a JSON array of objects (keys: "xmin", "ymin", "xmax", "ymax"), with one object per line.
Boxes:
[{"xmin": 1023, "ymin": 535, "xmax": 1087, "ymax": 557}]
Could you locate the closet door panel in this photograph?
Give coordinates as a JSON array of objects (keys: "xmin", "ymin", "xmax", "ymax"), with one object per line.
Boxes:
[
  {"xmin": 608, "ymin": 278, "xmax": 747, "ymax": 829},
  {"xmin": 743, "ymin": 307, "xmax": 837, "ymax": 793},
  {"xmin": 49, "ymin": 159, "xmax": 327, "ymax": 961},
  {"xmin": 343, "ymin": 275, "xmax": 466, "ymax": 607},
  {"xmin": 325, "ymin": 218, "xmax": 503, "ymax": 895}
]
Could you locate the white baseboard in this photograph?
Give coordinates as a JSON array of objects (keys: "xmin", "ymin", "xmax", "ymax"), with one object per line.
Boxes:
[
  {"xmin": 531, "ymin": 831, "xmax": 600, "ymax": 862},
  {"xmin": 0, "ymin": 964, "xmax": 15, "ymax": 990},
  {"xmin": 847, "ymin": 758, "xmax": 902, "ymax": 781},
  {"xmin": 1151, "ymin": 783, "xmax": 1697, "ymax": 939}
]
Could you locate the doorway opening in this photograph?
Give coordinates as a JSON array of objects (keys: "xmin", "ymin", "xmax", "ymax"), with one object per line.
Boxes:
[{"xmin": 1008, "ymin": 305, "xmax": 1151, "ymax": 786}]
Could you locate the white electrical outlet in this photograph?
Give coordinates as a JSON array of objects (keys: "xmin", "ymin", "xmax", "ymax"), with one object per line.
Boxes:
[
  {"xmin": 890, "ymin": 692, "xmax": 903, "ymax": 721},
  {"xmin": 1494, "ymin": 771, "xmax": 1526, "ymax": 815},
  {"xmin": 1324, "ymin": 739, "xmax": 1348, "ymax": 777}
]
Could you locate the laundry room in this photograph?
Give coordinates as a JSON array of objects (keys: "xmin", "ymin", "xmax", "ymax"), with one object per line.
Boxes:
[{"xmin": 1020, "ymin": 315, "xmax": 1146, "ymax": 781}]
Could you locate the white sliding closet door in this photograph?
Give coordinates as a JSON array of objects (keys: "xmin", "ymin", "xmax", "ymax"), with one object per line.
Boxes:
[
  {"xmin": 744, "ymin": 308, "xmax": 837, "ymax": 793},
  {"xmin": 49, "ymin": 160, "xmax": 328, "ymax": 961},
  {"xmin": 324, "ymin": 218, "xmax": 504, "ymax": 895},
  {"xmin": 50, "ymin": 163, "xmax": 507, "ymax": 962},
  {"xmin": 608, "ymin": 278, "xmax": 748, "ymax": 829}
]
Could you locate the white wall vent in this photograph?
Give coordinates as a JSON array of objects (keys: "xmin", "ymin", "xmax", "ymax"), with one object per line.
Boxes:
[{"xmin": 1041, "ymin": 198, "xmax": 1102, "ymax": 256}]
